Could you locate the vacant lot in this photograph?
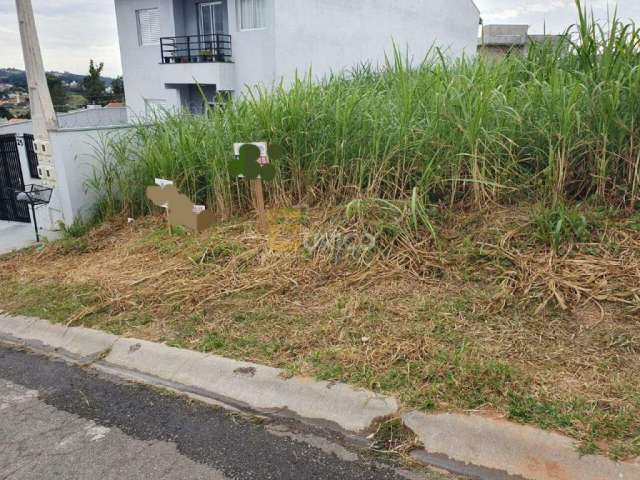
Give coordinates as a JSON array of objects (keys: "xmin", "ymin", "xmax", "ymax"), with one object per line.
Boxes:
[
  {"xmin": 3, "ymin": 5, "xmax": 639, "ymax": 461},
  {"xmin": 1, "ymin": 203, "xmax": 639, "ymax": 460}
]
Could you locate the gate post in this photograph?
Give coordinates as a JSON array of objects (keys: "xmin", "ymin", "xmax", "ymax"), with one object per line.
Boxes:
[
  {"xmin": 15, "ymin": 135, "xmax": 31, "ymax": 185},
  {"xmin": 15, "ymin": 134, "xmax": 36, "ymax": 225}
]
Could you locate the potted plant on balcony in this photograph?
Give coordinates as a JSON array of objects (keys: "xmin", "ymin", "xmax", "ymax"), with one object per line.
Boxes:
[{"xmin": 199, "ymin": 50, "xmax": 214, "ymax": 62}]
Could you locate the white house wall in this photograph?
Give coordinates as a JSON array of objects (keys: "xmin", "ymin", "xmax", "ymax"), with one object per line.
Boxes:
[
  {"xmin": 273, "ymin": 0, "xmax": 480, "ymax": 86},
  {"xmin": 231, "ymin": 0, "xmax": 276, "ymax": 94},
  {"xmin": 115, "ymin": 0, "xmax": 180, "ymax": 117},
  {"xmin": 0, "ymin": 121, "xmax": 32, "ymax": 136}
]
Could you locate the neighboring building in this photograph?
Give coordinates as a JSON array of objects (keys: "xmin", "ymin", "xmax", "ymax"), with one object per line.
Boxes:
[
  {"xmin": 478, "ymin": 24, "xmax": 564, "ymax": 60},
  {"xmin": 114, "ymin": 0, "xmax": 481, "ymax": 117},
  {"xmin": 105, "ymin": 101, "xmax": 126, "ymax": 108},
  {"xmin": 6, "ymin": 91, "xmax": 27, "ymax": 105}
]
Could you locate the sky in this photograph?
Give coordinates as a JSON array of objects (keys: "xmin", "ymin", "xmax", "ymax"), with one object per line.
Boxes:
[{"xmin": 0, "ymin": 1, "xmax": 639, "ymax": 77}]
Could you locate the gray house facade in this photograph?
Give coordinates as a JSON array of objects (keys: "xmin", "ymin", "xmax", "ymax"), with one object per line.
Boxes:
[{"xmin": 115, "ymin": 0, "xmax": 481, "ymax": 117}]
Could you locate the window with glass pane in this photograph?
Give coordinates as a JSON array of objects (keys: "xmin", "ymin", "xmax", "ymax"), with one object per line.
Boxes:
[
  {"xmin": 200, "ymin": 2, "xmax": 225, "ymax": 36},
  {"xmin": 201, "ymin": 4, "xmax": 213, "ymax": 35},
  {"xmin": 240, "ymin": 0, "xmax": 266, "ymax": 30},
  {"xmin": 136, "ymin": 8, "xmax": 160, "ymax": 46}
]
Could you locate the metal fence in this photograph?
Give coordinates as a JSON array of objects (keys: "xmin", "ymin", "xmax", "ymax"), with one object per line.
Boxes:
[
  {"xmin": 160, "ymin": 34, "xmax": 233, "ymax": 64},
  {"xmin": 0, "ymin": 134, "xmax": 30, "ymax": 223}
]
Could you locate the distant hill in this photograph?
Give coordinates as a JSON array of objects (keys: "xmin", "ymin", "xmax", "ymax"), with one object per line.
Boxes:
[{"xmin": 0, "ymin": 68, "xmax": 114, "ymax": 88}]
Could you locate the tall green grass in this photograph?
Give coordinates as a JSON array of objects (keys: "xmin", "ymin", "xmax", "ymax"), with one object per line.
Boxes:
[{"xmin": 90, "ymin": 1, "xmax": 640, "ymax": 220}]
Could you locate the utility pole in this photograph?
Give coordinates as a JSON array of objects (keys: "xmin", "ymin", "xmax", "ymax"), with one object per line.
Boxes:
[{"xmin": 15, "ymin": 0, "xmax": 58, "ymax": 185}]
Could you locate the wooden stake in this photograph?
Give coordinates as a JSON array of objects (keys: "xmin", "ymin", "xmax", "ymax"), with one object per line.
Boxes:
[{"xmin": 251, "ymin": 178, "xmax": 268, "ymax": 234}]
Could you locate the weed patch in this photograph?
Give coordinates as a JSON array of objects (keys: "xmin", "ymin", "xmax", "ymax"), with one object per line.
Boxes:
[{"xmin": 531, "ymin": 204, "xmax": 594, "ymax": 252}]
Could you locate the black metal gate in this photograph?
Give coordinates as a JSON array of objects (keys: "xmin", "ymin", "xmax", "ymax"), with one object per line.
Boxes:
[
  {"xmin": 0, "ymin": 134, "xmax": 30, "ymax": 223},
  {"xmin": 23, "ymin": 134, "xmax": 40, "ymax": 179}
]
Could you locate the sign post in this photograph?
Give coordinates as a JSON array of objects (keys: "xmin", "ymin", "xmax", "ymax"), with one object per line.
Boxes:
[
  {"xmin": 231, "ymin": 142, "xmax": 279, "ymax": 235},
  {"xmin": 251, "ymin": 177, "xmax": 267, "ymax": 234}
]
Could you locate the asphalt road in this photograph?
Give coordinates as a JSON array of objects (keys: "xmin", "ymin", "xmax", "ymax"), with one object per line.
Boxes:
[{"xmin": 0, "ymin": 346, "xmax": 454, "ymax": 480}]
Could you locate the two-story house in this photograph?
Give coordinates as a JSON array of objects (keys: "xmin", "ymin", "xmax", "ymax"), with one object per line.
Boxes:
[{"xmin": 115, "ymin": 0, "xmax": 481, "ymax": 117}]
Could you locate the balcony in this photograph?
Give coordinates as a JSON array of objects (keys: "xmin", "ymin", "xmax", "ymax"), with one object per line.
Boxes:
[
  {"xmin": 160, "ymin": 34, "xmax": 232, "ymax": 64},
  {"xmin": 160, "ymin": 34, "xmax": 235, "ymax": 91}
]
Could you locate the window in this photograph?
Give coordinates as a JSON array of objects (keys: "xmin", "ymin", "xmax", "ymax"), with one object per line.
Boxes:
[
  {"xmin": 136, "ymin": 8, "xmax": 160, "ymax": 46},
  {"xmin": 144, "ymin": 98, "xmax": 166, "ymax": 116},
  {"xmin": 239, "ymin": 0, "xmax": 266, "ymax": 30},
  {"xmin": 199, "ymin": 2, "xmax": 225, "ymax": 37}
]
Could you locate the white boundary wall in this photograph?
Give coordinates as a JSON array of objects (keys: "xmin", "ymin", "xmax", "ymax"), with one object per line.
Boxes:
[
  {"xmin": 0, "ymin": 107, "xmax": 128, "ymax": 136},
  {"xmin": 41, "ymin": 125, "xmax": 133, "ymax": 229},
  {"xmin": 0, "ymin": 108, "xmax": 132, "ymax": 231}
]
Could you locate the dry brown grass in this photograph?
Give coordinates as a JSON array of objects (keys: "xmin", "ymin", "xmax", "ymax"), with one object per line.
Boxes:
[{"xmin": 1, "ymin": 204, "xmax": 639, "ymax": 459}]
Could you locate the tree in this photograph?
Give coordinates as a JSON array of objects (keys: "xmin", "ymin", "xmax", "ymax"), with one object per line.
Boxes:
[
  {"xmin": 0, "ymin": 106, "xmax": 14, "ymax": 120},
  {"xmin": 82, "ymin": 59, "xmax": 106, "ymax": 105},
  {"xmin": 46, "ymin": 74, "xmax": 68, "ymax": 112},
  {"xmin": 110, "ymin": 76, "xmax": 125, "ymax": 102},
  {"xmin": 5, "ymin": 71, "xmax": 27, "ymax": 89}
]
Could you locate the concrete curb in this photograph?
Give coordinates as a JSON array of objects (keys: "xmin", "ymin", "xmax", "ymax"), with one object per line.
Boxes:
[
  {"xmin": 0, "ymin": 313, "xmax": 118, "ymax": 363},
  {"xmin": 0, "ymin": 314, "xmax": 398, "ymax": 434},
  {"xmin": 0, "ymin": 314, "xmax": 37, "ymax": 337},
  {"xmin": 403, "ymin": 411, "xmax": 640, "ymax": 480},
  {"xmin": 104, "ymin": 338, "xmax": 398, "ymax": 433}
]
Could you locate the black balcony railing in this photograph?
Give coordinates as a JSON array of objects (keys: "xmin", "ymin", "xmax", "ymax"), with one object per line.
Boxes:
[{"xmin": 160, "ymin": 34, "xmax": 232, "ymax": 64}]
